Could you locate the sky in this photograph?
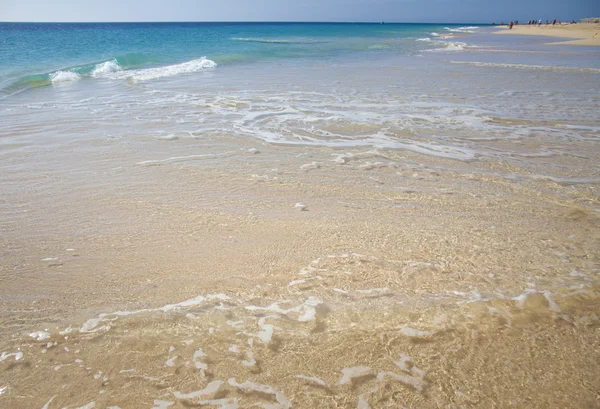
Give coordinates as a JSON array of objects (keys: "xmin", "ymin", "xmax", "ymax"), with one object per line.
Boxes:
[{"xmin": 1, "ymin": 0, "xmax": 599, "ymax": 23}]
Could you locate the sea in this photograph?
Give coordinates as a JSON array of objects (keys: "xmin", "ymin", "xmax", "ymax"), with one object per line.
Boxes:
[{"xmin": 1, "ymin": 22, "xmax": 599, "ymax": 409}]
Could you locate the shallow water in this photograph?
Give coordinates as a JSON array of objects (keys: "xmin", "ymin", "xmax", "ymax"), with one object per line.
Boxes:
[{"xmin": 1, "ymin": 23, "xmax": 599, "ymax": 408}]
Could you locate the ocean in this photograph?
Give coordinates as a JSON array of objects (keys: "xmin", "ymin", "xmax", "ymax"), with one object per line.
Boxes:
[{"xmin": 1, "ymin": 22, "xmax": 599, "ymax": 408}]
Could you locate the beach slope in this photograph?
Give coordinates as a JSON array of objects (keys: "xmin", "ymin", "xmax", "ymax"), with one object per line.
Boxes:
[{"xmin": 495, "ymin": 22, "xmax": 600, "ymax": 46}]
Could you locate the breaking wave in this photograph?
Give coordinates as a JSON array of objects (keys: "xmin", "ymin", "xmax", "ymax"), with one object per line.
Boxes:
[{"xmin": 4, "ymin": 56, "xmax": 217, "ymax": 94}]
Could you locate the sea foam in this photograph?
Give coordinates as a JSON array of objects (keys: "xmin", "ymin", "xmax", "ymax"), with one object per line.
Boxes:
[
  {"xmin": 92, "ymin": 57, "xmax": 216, "ymax": 81},
  {"xmin": 120, "ymin": 57, "xmax": 216, "ymax": 81},
  {"xmin": 50, "ymin": 71, "xmax": 81, "ymax": 83},
  {"xmin": 91, "ymin": 60, "xmax": 122, "ymax": 77}
]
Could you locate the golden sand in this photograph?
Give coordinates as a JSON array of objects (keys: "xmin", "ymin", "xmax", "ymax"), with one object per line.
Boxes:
[
  {"xmin": 1, "ymin": 140, "xmax": 599, "ymax": 408},
  {"xmin": 494, "ymin": 22, "xmax": 600, "ymax": 46}
]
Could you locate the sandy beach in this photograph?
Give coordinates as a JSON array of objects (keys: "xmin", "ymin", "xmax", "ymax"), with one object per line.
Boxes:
[
  {"xmin": 495, "ymin": 22, "xmax": 600, "ymax": 46},
  {"xmin": 1, "ymin": 22, "xmax": 599, "ymax": 409}
]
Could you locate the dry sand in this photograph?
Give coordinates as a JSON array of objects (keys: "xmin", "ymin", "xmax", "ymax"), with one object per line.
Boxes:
[{"xmin": 494, "ymin": 22, "xmax": 600, "ymax": 46}]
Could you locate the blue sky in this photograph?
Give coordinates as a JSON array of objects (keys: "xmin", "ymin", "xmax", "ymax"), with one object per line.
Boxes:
[{"xmin": 1, "ymin": 0, "xmax": 598, "ymax": 23}]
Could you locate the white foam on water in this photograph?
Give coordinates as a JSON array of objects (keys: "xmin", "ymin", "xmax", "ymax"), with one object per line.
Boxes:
[
  {"xmin": 165, "ymin": 355, "xmax": 178, "ymax": 367},
  {"xmin": 79, "ymin": 317, "xmax": 115, "ymax": 333},
  {"xmin": 173, "ymin": 380, "xmax": 224, "ymax": 400},
  {"xmin": 246, "ymin": 297, "xmax": 322, "ymax": 322},
  {"xmin": 192, "ymin": 348, "xmax": 208, "ymax": 374},
  {"xmin": 78, "ymin": 293, "xmax": 231, "ymax": 332},
  {"xmin": 357, "ymin": 395, "xmax": 371, "ymax": 408},
  {"xmin": 103, "ymin": 57, "xmax": 216, "ymax": 81},
  {"xmin": 152, "ymin": 400, "xmax": 175, "ymax": 409},
  {"xmin": 295, "ymin": 375, "xmax": 327, "ymax": 386},
  {"xmin": 50, "ymin": 71, "xmax": 81, "ymax": 83},
  {"xmin": 427, "ymin": 41, "xmax": 468, "ymax": 52},
  {"xmin": 41, "ymin": 396, "xmax": 56, "ymax": 409},
  {"xmin": 226, "ymin": 320, "xmax": 244, "ymax": 330},
  {"xmin": 338, "ymin": 366, "xmax": 371, "ymax": 385},
  {"xmin": 300, "ymin": 162, "xmax": 320, "ymax": 170},
  {"xmin": 241, "ymin": 349, "xmax": 256, "ymax": 367},
  {"xmin": 1, "ymin": 351, "xmax": 23, "ymax": 361},
  {"xmin": 395, "ymin": 354, "xmax": 413, "ymax": 372},
  {"xmin": 358, "ymin": 385, "xmax": 379, "ymax": 409},
  {"xmin": 288, "ymin": 276, "xmax": 323, "ymax": 287},
  {"xmin": 256, "ymin": 316, "xmax": 277, "ymax": 344},
  {"xmin": 91, "ymin": 60, "xmax": 122, "ymax": 77},
  {"xmin": 59, "ymin": 327, "xmax": 76, "ymax": 336},
  {"xmin": 29, "ymin": 331, "xmax": 50, "ymax": 341},
  {"xmin": 227, "ymin": 379, "xmax": 292, "ymax": 409},
  {"xmin": 511, "ymin": 289, "xmax": 561, "ymax": 312},
  {"xmin": 395, "ymin": 354, "xmax": 426, "ymax": 380},
  {"xmin": 194, "ymin": 398, "xmax": 238, "ymax": 409},
  {"xmin": 444, "ymin": 26, "xmax": 478, "ymax": 33},
  {"xmin": 400, "ymin": 327, "xmax": 433, "ymax": 338}
]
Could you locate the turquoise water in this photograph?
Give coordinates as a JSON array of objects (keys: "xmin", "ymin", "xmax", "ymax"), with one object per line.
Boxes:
[
  {"xmin": 0, "ymin": 22, "xmax": 480, "ymax": 93},
  {"xmin": 1, "ymin": 22, "xmax": 599, "ymax": 173}
]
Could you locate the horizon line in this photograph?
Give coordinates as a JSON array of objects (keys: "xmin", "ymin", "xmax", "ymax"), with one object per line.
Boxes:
[{"xmin": 0, "ymin": 20, "xmax": 489, "ymax": 25}]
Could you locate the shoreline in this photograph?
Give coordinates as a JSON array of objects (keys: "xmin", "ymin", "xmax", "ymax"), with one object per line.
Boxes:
[
  {"xmin": 493, "ymin": 22, "xmax": 600, "ymax": 46},
  {"xmin": 1, "ymin": 22, "xmax": 599, "ymax": 409}
]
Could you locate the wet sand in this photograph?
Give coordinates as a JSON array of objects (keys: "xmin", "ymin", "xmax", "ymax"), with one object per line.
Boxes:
[
  {"xmin": 1, "ymin": 140, "xmax": 599, "ymax": 408},
  {"xmin": 494, "ymin": 22, "xmax": 600, "ymax": 46},
  {"xmin": 1, "ymin": 30, "xmax": 600, "ymax": 408}
]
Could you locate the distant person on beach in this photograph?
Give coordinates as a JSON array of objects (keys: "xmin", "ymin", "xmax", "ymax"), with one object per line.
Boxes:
[
  {"xmin": 538, "ymin": 19, "xmax": 542, "ymax": 25},
  {"xmin": 509, "ymin": 21, "xmax": 514, "ymax": 29},
  {"xmin": 492, "ymin": 22, "xmax": 495, "ymax": 26}
]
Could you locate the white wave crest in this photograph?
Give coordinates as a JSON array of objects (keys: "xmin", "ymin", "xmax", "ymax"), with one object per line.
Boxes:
[
  {"xmin": 426, "ymin": 41, "xmax": 468, "ymax": 52},
  {"xmin": 444, "ymin": 26, "xmax": 478, "ymax": 33},
  {"xmin": 106, "ymin": 57, "xmax": 216, "ymax": 81},
  {"xmin": 416, "ymin": 38, "xmax": 432, "ymax": 42},
  {"xmin": 50, "ymin": 71, "xmax": 81, "ymax": 83},
  {"xmin": 444, "ymin": 42, "xmax": 467, "ymax": 51},
  {"xmin": 92, "ymin": 60, "xmax": 122, "ymax": 77}
]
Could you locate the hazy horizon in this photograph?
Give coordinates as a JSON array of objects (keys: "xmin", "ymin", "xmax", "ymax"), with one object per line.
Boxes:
[{"xmin": 1, "ymin": 0, "xmax": 598, "ymax": 24}]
